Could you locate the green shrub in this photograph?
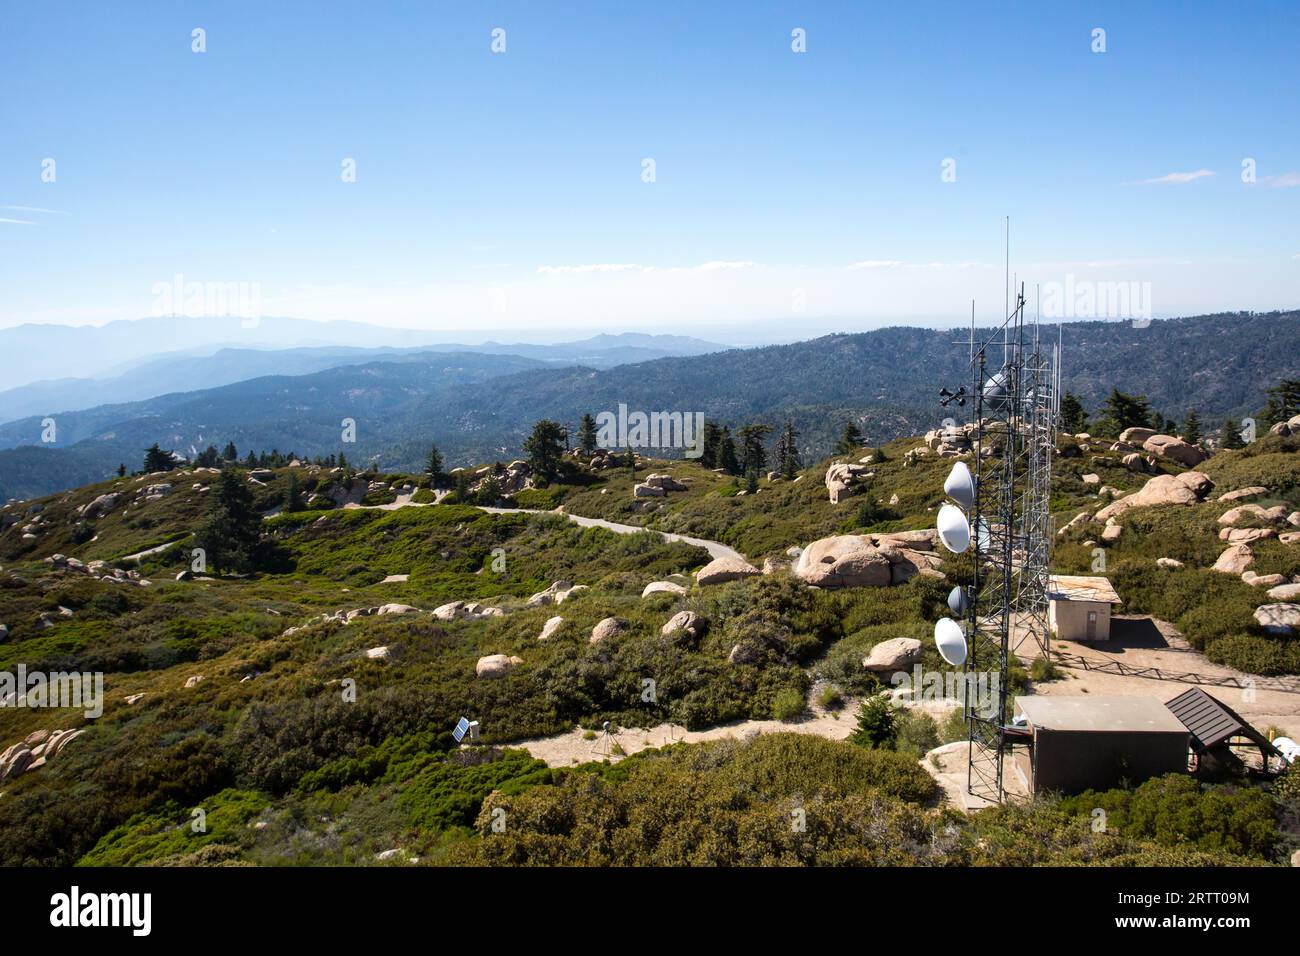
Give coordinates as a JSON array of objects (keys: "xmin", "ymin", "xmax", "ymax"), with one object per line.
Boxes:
[
  {"xmin": 771, "ymin": 687, "xmax": 806, "ymax": 721},
  {"xmin": 849, "ymin": 695, "xmax": 897, "ymax": 750}
]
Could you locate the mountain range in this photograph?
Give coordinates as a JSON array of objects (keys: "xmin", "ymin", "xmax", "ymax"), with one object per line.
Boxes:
[{"xmin": 1, "ymin": 310, "xmax": 1296, "ymax": 501}]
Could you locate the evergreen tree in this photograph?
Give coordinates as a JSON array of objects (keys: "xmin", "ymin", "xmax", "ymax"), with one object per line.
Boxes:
[
  {"xmin": 425, "ymin": 444, "xmax": 446, "ymax": 488},
  {"xmin": 700, "ymin": 421, "xmax": 722, "ymax": 469},
  {"xmin": 1219, "ymin": 419, "xmax": 1246, "ymax": 450},
  {"xmin": 143, "ymin": 443, "xmax": 176, "ymax": 473},
  {"xmin": 746, "ymin": 467, "xmax": 759, "ymax": 495},
  {"xmin": 1096, "ymin": 388, "xmax": 1153, "ymax": 437},
  {"xmin": 1059, "ymin": 391, "xmax": 1088, "ymax": 432},
  {"xmin": 737, "ymin": 423, "xmax": 772, "ymax": 476},
  {"xmin": 718, "ymin": 427, "xmax": 740, "ymax": 475},
  {"xmin": 285, "ymin": 472, "xmax": 304, "ymax": 512},
  {"xmin": 1262, "ymin": 378, "xmax": 1300, "ymax": 426},
  {"xmin": 116, "ymin": 463, "xmax": 126, "ymax": 478},
  {"xmin": 836, "ymin": 422, "xmax": 865, "ymax": 455},
  {"xmin": 577, "ymin": 413, "xmax": 599, "ymax": 457},
  {"xmin": 477, "ymin": 473, "xmax": 502, "ymax": 506},
  {"xmin": 245, "ymin": 451, "xmax": 258, "ymax": 468},
  {"xmin": 849, "ymin": 695, "xmax": 898, "ymax": 750},
  {"xmin": 195, "ymin": 470, "xmax": 262, "ymax": 574},
  {"xmin": 454, "ymin": 469, "xmax": 472, "ymax": 502},
  {"xmin": 222, "ymin": 441, "xmax": 238, "ymax": 461},
  {"xmin": 524, "ymin": 419, "xmax": 567, "ymax": 482},
  {"xmin": 337, "ymin": 451, "xmax": 348, "ymax": 470},
  {"xmin": 1183, "ymin": 409, "xmax": 1202, "ymax": 445},
  {"xmin": 774, "ymin": 420, "xmax": 801, "ymax": 479}
]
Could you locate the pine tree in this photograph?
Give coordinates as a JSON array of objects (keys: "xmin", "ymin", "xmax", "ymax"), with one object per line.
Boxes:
[
  {"xmin": 700, "ymin": 422, "xmax": 721, "ymax": 469},
  {"xmin": 454, "ymin": 469, "xmax": 472, "ymax": 502},
  {"xmin": 737, "ymin": 423, "xmax": 772, "ymax": 476},
  {"xmin": 143, "ymin": 443, "xmax": 176, "ymax": 473},
  {"xmin": 774, "ymin": 420, "xmax": 801, "ymax": 479},
  {"xmin": 524, "ymin": 419, "xmax": 567, "ymax": 482},
  {"xmin": 222, "ymin": 441, "xmax": 238, "ymax": 461},
  {"xmin": 285, "ymin": 472, "xmax": 304, "ymax": 512},
  {"xmin": 1097, "ymin": 388, "xmax": 1153, "ymax": 437},
  {"xmin": 849, "ymin": 695, "xmax": 898, "ymax": 750},
  {"xmin": 1059, "ymin": 391, "xmax": 1088, "ymax": 432},
  {"xmin": 836, "ymin": 422, "xmax": 865, "ymax": 455},
  {"xmin": 718, "ymin": 427, "xmax": 740, "ymax": 475},
  {"xmin": 116, "ymin": 463, "xmax": 126, "ymax": 478},
  {"xmin": 1262, "ymin": 378, "xmax": 1300, "ymax": 426},
  {"xmin": 195, "ymin": 470, "xmax": 263, "ymax": 574},
  {"xmin": 1219, "ymin": 419, "xmax": 1246, "ymax": 450},
  {"xmin": 425, "ymin": 444, "xmax": 445, "ymax": 488},
  {"xmin": 577, "ymin": 413, "xmax": 599, "ymax": 457},
  {"xmin": 1183, "ymin": 409, "xmax": 1202, "ymax": 445}
]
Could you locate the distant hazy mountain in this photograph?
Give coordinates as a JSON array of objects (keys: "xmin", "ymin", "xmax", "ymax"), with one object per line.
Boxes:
[
  {"xmin": 0, "ymin": 316, "xmax": 727, "ymax": 390},
  {"xmin": 2, "ymin": 311, "xmax": 1296, "ymax": 501},
  {"xmin": 0, "ymin": 332, "xmax": 728, "ymax": 420}
]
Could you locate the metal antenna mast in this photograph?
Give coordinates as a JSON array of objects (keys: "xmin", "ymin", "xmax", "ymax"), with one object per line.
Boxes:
[{"xmin": 961, "ymin": 281, "xmax": 1058, "ymax": 804}]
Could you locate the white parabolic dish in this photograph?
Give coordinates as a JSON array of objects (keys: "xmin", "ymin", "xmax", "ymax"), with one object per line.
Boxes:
[
  {"xmin": 943, "ymin": 461, "xmax": 976, "ymax": 510},
  {"xmin": 934, "ymin": 617, "xmax": 968, "ymax": 667},
  {"xmin": 937, "ymin": 504, "xmax": 971, "ymax": 554}
]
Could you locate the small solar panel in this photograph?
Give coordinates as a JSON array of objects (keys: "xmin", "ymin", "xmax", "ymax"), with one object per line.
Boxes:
[{"xmin": 452, "ymin": 717, "xmax": 470, "ymax": 743}]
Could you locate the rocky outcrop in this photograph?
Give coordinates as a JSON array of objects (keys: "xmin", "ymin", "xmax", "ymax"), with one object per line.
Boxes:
[
  {"xmin": 1266, "ymin": 583, "xmax": 1300, "ymax": 602},
  {"xmin": 79, "ymin": 493, "xmax": 120, "ymax": 519},
  {"xmin": 1218, "ymin": 527, "xmax": 1275, "ymax": 544},
  {"xmin": 794, "ymin": 532, "xmax": 943, "ymax": 588},
  {"xmin": 475, "ymin": 654, "xmax": 523, "ymax": 678},
  {"xmin": 1219, "ymin": 503, "xmax": 1290, "ymax": 527},
  {"xmin": 633, "ymin": 474, "xmax": 687, "ymax": 498},
  {"xmin": 538, "ymin": 616, "xmax": 565, "ymax": 641},
  {"xmin": 1211, "ymin": 544, "xmax": 1255, "ymax": 575},
  {"xmin": 862, "ymin": 637, "xmax": 923, "ymax": 672},
  {"xmin": 1218, "ymin": 486, "xmax": 1269, "ymax": 503},
  {"xmin": 1156, "ymin": 557, "xmax": 1184, "ymax": 570},
  {"xmin": 1094, "ymin": 472, "xmax": 1213, "ymax": 522},
  {"xmin": 661, "ymin": 610, "xmax": 705, "ymax": 639},
  {"xmin": 641, "ymin": 581, "xmax": 687, "ymax": 598},
  {"xmin": 1141, "ymin": 434, "xmax": 1207, "ymax": 466},
  {"xmin": 1243, "ymin": 571, "xmax": 1288, "ymax": 587},
  {"xmin": 824, "ymin": 462, "xmax": 873, "ymax": 504},
  {"xmin": 1119, "ymin": 427, "xmax": 1157, "ymax": 444},
  {"xmin": 526, "ymin": 581, "xmax": 587, "ymax": 606},
  {"xmin": 0, "ymin": 729, "xmax": 83, "ymax": 782},
  {"xmin": 1253, "ymin": 604, "xmax": 1300, "ymax": 636},
  {"xmin": 695, "ymin": 556, "xmax": 761, "ymax": 586},
  {"xmin": 433, "ymin": 601, "xmax": 504, "ymax": 621},
  {"xmin": 590, "ymin": 617, "xmax": 629, "ymax": 644}
]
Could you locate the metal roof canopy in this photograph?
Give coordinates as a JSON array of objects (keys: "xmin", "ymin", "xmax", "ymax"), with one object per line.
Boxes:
[
  {"xmin": 1164, "ymin": 686, "xmax": 1282, "ymax": 757},
  {"xmin": 1015, "ymin": 695, "xmax": 1186, "ymax": 734},
  {"xmin": 1048, "ymin": 574, "xmax": 1121, "ymax": 605}
]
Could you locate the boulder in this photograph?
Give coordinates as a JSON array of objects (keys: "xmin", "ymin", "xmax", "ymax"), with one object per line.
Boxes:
[
  {"xmin": 1119, "ymin": 427, "xmax": 1157, "ymax": 444},
  {"xmin": 1242, "ymin": 572, "xmax": 1288, "ymax": 587},
  {"xmin": 1121, "ymin": 452, "xmax": 1151, "ymax": 473},
  {"xmin": 376, "ymin": 603, "xmax": 419, "ymax": 616},
  {"xmin": 1057, "ymin": 512, "xmax": 1094, "ymax": 536},
  {"xmin": 695, "ymin": 556, "xmax": 761, "ymax": 586},
  {"xmin": 793, "ymin": 533, "xmax": 942, "ymax": 588},
  {"xmin": 1282, "ymin": 531, "xmax": 1300, "ymax": 546},
  {"xmin": 365, "ymin": 646, "xmax": 390, "ymax": 660},
  {"xmin": 1156, "ymin": 557, "xmax": 1184, "ymax": 570},
  {"xmin": 590, "ymin": 617, "xmax": 629, "ymax": 644},
  {"xmin": 475, "ymin": 654, "xmax": 523, "ymax": 678},
  {"xmin": 824, "ymin": 462, "xmax": 871, "ymax": 504},
  {"xmin": 641, "ymin": 581, "xmax": 687, "ymax": 598},
  {"xmin": 538, "ymin": 616, "xmax": 565, "ymax": 641},
  {"xmin": 184, "ymin": 675, "xmax": 205, "ymax": 689},
  {"xmin": 1211, "ymin": 544, "xmax": 1254, "ymax": 575},
  {"xmin": 526, "ymin": 581, "xmax": 580, "ymax": 606},
  {"xmin": 80, "ymin": 493, "xmax": 120, "ymax": 520},
  {"xmin": 1218, "ymin": 503, "xmax": 1279, "ymax": 527},
  {"xmin": 1141, "ymin": 434, "xmax": 1207, "ymax": 466},
  {"xmin": 1218, "ymin": 486, "xmax": 1269, "ymax": 503},
  {"xmin": 1252, "ymin": 604, "xmax": 1300, "ymax": 636},
  {"xmin": 1101, "ymin": 524, "xmax": 1123, "ymax": 543},
  {"xmin": 728, "ymin": 642, "xmax": 760, "ymax": 665},
  {"xmin": 633, "ymin": 482, "xmax": 666, "ymax": 498},
  {"xmin": 1266, "ymin": 583, "xmax": 1300, "ymax": 602},
  {"xmin": 661, "ymin": 610, "xmax": 705, "ymax": 639},
  {"xmin": 1081, "ymin": 473, "xmax": 1100, "ymax": 485},
  {"xmin": 1218, "ymin": 527, "xmax": 1275, "ymax": 544},
  {"xmin": 642, "ymin": 473, "xmax": 687, "ymax": 492},
  {"xmin": 862, "ymin": 637, "xmax": 924, "ymax": 672},
  {"xmin": 1095, "ymin": 472, "xmax": 1213, "ymax": 522},
  {"xmin": 433, "ymin": 601, "xmax": 502, "ymax": 621}
]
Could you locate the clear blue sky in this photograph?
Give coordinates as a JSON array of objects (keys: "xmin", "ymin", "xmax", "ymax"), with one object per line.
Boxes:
[{"xmin": 2, "ymin": 0, "xmax": 1298, "ymax": 336}]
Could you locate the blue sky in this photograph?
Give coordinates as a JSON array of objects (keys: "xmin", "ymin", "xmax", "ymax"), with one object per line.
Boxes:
[{"xmin": 2, "ymin": 0, "xmax": 1298, "ymax": 338}]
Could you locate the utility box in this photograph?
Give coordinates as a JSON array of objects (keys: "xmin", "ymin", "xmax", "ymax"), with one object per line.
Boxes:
[{"xmin": 1048, "ymin": 575, "xmax": 1121, "ymax": 643}]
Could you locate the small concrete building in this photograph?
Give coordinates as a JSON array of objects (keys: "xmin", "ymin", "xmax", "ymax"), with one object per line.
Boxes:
[
  {"xmin": 1048, "ymin": 574, "xmax": 1121, "ymax": 642},
  {"xmin": 1013, "ymin": 696, "xmax": 1190, "ymax": 795}
]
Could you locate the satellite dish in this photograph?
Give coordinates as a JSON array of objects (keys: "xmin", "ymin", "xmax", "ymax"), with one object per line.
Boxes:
[
  {"xmin": 982, "ymin": 369, "xmax": 1011, "ymax": 410},
  {"xmin": 934, "ymin": 617, "xmax": 968, "ymax": 667},
  {"xmin": 937, "ymin": 504, "xmax": 971, "ymax": 554},
  {"xmin": 943, "ymin": 461, "xmax": 976, "ymax": 510},
  {"xmin": 947, "ymin": 585, "xmax": 968, "ymax": 616}
]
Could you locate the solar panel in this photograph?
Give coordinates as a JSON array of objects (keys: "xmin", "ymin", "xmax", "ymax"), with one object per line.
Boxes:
[{"xmin": 452, "ymin": 717, "xmax": 470, "ymax": 743}]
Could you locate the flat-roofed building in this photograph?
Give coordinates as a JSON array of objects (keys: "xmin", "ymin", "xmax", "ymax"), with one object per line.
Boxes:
[
  {"xmin": 1048, "ymin": 574, "xmax": 1121, "ymax": 642},
  {"xmin": 1013, "ymin": 695, "xmax": 1190, "ymax": 794}
]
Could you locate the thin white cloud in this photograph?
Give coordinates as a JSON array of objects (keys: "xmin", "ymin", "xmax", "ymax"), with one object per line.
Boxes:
[
  {"xmin": 0, "ymin": 217, "xmax": 35, "ymax": 225},
  {"xmin": 1132, "ymin": 169, "xmax": 1215, "ymax": 185},
  {"xmin": 847, "ymin": 259, "xmax": 904, "ymax": 270},
  {"xmin": 1263, "ymin": 172, "xmax": 1300, "ymax": 188},
  {"xmin": 2, "ymin": 205, "xmax": 68, "ymax": 214},
  {"xmin": 667, "ymin": 260, "xmax": 756, "ymax": 273}
]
